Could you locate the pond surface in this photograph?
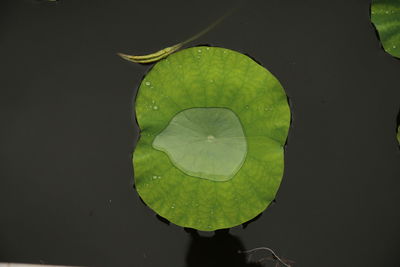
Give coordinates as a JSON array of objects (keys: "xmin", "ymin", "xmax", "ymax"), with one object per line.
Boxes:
[{"xmin": 0, "ymin": 0, "xmax": 399, "ymax": 266}]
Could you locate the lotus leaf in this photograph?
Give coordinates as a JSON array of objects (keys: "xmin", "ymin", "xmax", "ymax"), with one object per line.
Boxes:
[
  {"xmin": 371, "ymin": 0, "xmax": 400, "ymax": 58},
  {"xmin": 133, "ymin": 46, "xmax": 290, "ymax": 231}
]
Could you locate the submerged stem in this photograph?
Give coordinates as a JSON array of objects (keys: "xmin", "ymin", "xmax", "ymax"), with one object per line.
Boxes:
[{"xmin": 239, "ymin": 247, "xmax": 292, "ymax": 267}]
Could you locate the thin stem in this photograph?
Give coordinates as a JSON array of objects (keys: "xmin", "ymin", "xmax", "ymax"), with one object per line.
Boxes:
[
  {"xmin": 180, "ymin": 6, "xmax": 237, "ymax": 46},
  {"xmin": 239, "ymin": 247, "xmax": 292, "ymax": 267},
  {"xmin": 118, "ymin": 5, "xmax": 239, "ymax": 64}
]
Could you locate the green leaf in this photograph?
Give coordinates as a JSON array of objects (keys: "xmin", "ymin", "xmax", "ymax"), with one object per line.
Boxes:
[
  {"xmin": 134, "ymin": 46, "xmax": 290, "ymax": 231},
  {"xmin": 397, "ymin": 125, "xmax": 400, "ymax": 144},
  {"xmin": 371, "ymin": 0, "xmax": 400, "ymax": 58}
]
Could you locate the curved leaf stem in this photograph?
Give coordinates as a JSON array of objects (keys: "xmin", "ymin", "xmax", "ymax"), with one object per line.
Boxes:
[
  {"xmin": 118, "ymin": 6, "xmax": 238, "ymax": 64},
  {"xmin": 238, "ymin": 247, "xmax": 291, "ymax": 267}
]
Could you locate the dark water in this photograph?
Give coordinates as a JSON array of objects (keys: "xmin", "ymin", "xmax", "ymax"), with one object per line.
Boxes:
[{"xmin": 1, "ymin": 0, "xmax": 399, "ymax": 266}]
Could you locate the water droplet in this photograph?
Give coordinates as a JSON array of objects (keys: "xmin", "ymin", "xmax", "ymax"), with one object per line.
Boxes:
[
  {"xmin": 171, "ymin": 204, "xmax": 175, "ymax": 209},
  {"xmin": 206, "ymin": 47, "xmax": 210, "ymax": 50},
  {"xmin": 393, "ymin": 45, "xmax": 397, "ymax": 49},
  {"xmin": 245, "ymin": 105, "xmax": 249, "ymax": 109},
  {"xmin": 152, "ymin": 175, "xmax": 157, "ymax": 179},
  {"xmin": 145, "ymin": 81, "xmax": 151, "ymax": 86},
  {"xmin": 207, "ymin": 135, "xmax": 215, "ymax": 142},
  {"xmin": 157, "ymin": 176, "xmax": 161, "ymax": 179},
  {"xmin": 198, "ymin": 49, "xmax": 202, "ymax": 53},
  {"xmin": 385, "ymin": 10, "xmax": 389, "ymax": 14},
  {"xmin": 151, "ymin": 100, "xmax": 155, "ymax": 104},
  {"xmin": 223, "ymin": 50, "xmax": 227, "ymax": 54},
  {"xmin": 210, "ymin": 79, "xmax": 214, "ymax": 83},
  {"xmin": 153, "ymin": 106, "xmax": 159, "ymax": 110}
]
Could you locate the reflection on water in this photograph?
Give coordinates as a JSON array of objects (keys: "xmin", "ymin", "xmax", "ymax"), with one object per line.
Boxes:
[{"xmin": 184, "ymin": 228, "xmax": 262, "ymax": 267}]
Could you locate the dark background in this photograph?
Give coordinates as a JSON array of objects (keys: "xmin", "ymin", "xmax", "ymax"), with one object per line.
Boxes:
[{"xmin": 1, "ymin": 0, "xmax": 399, "ymax": 266}]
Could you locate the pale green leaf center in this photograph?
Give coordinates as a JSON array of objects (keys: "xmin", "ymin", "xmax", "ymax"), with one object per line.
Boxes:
[{"xmin": 152, "ymin": 107, "xmax": 247, "ymax": 181}]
